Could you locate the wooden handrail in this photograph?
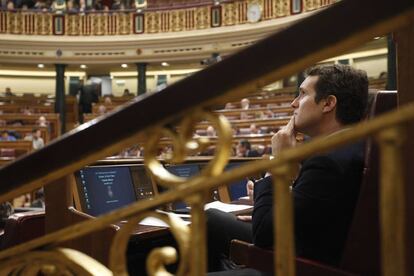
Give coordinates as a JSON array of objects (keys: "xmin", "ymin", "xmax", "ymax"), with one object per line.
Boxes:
[{"xmin": 0, "ymin": 0, "xmax": 413, "ymax": 204}]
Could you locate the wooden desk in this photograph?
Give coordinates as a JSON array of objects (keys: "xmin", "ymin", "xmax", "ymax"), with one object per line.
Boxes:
[
  {"xmin": 115, "ymin": 221, "xmax": 169, "ymax": 241},
  {"xmin": 67, "ymin": 207, "xmax": 171, "ymax": 267}
]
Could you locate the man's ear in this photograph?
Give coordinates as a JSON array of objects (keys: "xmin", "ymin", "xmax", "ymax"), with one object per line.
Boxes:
[{"xmin": 322, "ymin": 95, "xmax": 337, "ymax": 113}]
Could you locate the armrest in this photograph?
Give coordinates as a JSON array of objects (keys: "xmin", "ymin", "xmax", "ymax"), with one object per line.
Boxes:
[
  {"xmin": 230, "ymin": 240, "xmax": 356, "ymax": 276},
  {"xmin": 230, "ymin": 239, "xmax": 252, "ymax": 265}
]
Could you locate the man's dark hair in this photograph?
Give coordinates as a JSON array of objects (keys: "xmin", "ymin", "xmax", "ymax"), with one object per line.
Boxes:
[
  {"xmin": 239, "ymin": 140, "xmax": 251, "ymax": 150},
  {"xmin": 32, "ymin": 128, "xmax": 39, "ymax": 133},
  {"xmin": 306, "ymin": 64, "xmax": 368, "ymax": 125}
]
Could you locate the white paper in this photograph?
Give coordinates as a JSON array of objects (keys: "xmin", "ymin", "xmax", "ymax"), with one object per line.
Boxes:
[
  {"xmin": 238, "ymin": 196, "xmax": 250, "ymax": 200},
  {"xmin": 138, "ymin": 212, "xmax": 191, "ymax": 227},
  {"xmin": 138, "ymin": 217, "xmax": 170, "ymax": 227},
  {"xmin": 204, "ymin": 201, "xmax": 252, "ymax": 213}
]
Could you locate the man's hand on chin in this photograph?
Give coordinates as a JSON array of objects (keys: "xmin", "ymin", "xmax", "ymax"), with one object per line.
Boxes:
[{"xmin": 271, "ymin": 116, "xmax": 297, "ymax": 156}]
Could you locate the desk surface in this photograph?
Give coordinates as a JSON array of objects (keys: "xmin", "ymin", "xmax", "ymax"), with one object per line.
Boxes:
[
  {"xmin": 115, "ymin": 222, "xmax": 169, "ymax": 241},
  {"xmin": 114, "ymin": 199, "xmax": 253, "ymax": 241}
]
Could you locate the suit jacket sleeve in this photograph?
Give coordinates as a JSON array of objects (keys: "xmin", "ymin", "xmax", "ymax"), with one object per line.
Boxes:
[{"xmin": 252, "ymin": 155, "xmax": 345, "ymax": 248}]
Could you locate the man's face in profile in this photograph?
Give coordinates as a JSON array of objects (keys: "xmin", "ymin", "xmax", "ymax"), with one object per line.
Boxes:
[
  {"xmin": 291, "ymin": 76, "xmax": 326, "ymax": 137},
  {"xmin": 236, "ymin": 143, "xmax": 246, "ymax": 157}
]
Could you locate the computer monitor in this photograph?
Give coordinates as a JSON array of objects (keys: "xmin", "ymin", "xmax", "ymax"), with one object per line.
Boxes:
[
  {"xmin": 166, "ymin": 163, "xmax": 201, "ymax": 178},
  {"xmin": 162, "ymin": 163, "xmax": 202, "ymax": 210},
  {"xmin": 130, "ymin": 166, "xmax": 156, "ymax": 200},
  {"xmin": 225, "ymin": 162, "xmax": 249, "ymax": 201},
  {"xmin": 74, "ymin": 164, "xmax": 156, "ymax": 216}
]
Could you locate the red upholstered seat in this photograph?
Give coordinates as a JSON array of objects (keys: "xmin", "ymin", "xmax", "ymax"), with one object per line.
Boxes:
[
  {"xmin": 0, "ymin": 148, "xmax": 15, "ymax": 158},
  {"xmin": 0, "ymin": 210, "xmax": 45, "ymax": 250}
]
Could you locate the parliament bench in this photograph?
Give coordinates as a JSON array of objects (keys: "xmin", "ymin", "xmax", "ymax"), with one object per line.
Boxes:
[
  {"xmin": 0, "ymin": 103, "xmax": 54, "ymax": 114},
  {"xmin": 226, "ymin": 95, "xmax": 295, "ymax": 109},
  {"xmin": 215, "ymin": 106, "xmax": 293, "ymax": 120},
  {"xmin": 196, "ymin": 117, "xmax": 290, "ymax": 131}
]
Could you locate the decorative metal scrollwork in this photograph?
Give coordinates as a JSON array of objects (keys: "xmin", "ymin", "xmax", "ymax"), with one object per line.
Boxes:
[
  {"xmin": 0, "ymin": 248, "xmax": 112, "ymax": 275},
  {"xmin": 109, "ymin": 211, "xmax": 190, "ymax": 276},
  {"xmin": 144, "ymin": 109, "xmax": 233, "ymax": 188}
]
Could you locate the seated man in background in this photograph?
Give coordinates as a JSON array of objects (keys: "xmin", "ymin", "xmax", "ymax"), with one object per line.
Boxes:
[
  {"xmin": 24, "ymin": 128, "xmax": 45, "ymax": 150},
  {"xmin": 31, "ymin": 128, "xmax": 44, "ymax": 150},
  {"xmin": 236, "ymin": 139, "xmax": 261, "ymax": 157},
  {"xmin": 207, "ymin": 64, "xmax": 368, "ymax": 275},
  {"xmin": 4, "ymin": 87, "xmax": 14, "ymax": 97}
]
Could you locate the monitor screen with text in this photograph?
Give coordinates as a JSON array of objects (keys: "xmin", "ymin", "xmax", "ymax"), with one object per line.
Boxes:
[{"xmin": 75, "ymin": 165, "xmax": 148, "ymax": 216}]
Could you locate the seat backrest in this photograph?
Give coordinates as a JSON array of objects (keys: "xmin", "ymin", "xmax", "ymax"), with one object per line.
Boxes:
[
  {"xmin": 0, "ymin": 148, "xmax": 15, "ymax": 158},
  {"xmin": 0, "ymin": 210, "xmax": 45, "ymax": 250},
  {"xmin": 64, "ymin": 207, "xmax": 119, "ymax": 266},
  {"xmin": 340, "ymin": 90, "xmax": 398, "ymax": 275}
]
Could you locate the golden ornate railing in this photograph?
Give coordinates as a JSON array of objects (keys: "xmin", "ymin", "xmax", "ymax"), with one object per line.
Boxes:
[
  {"xmin": 0, "ymin": 0, "xmax": 413, "ymax": 275},
  {"xmin": 0, "ymin": 0, "xmax": 334, "ymax": 35}
]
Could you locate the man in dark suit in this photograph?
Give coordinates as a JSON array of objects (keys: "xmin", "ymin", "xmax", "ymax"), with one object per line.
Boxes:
[
  {"xmin": 236, "ymin": 139, "xmax": 261, "ymax": 157},
  {"xmin": 207, "ymin": 64, "xmax": 368, "ymax": 274}
]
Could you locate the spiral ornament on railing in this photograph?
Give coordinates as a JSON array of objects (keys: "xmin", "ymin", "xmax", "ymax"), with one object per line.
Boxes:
[
  {"xmin": 142, "ymin": 110, "xmax": 233, "ymax": 275},
  {"xmin": 0, "ymin": 248, "xmax": 112, "ymax": 275},
  {"xmin": 109, "ymin": 211, "xmax": 190, "ymax": 276},
  {"xmin": 144, "ymin": 110, "xmax": 233, "ymax": 188}
]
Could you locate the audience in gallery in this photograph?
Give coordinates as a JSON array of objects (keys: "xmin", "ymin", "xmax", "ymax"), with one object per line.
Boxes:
[
  {"xmin": 206, "ymin": 125, "xmax": 216, "ymax": 137},
  {"xmin": 97, "ymin": 104, "xmax": 107, "ymax": 115},
  {"xmin": 240, "ymin": 98, "xmax": 250, "ymax": 110},
  {"xmin": 0, "ymin": 130, "xmax": 17, "ymax": 141},
  {"xmin": 248, "ymin": 123, "xmax": 261, "ymax": 135},
  {"xmin": 37, "ymin": 116, "xmax": 49, "ymax": 127},
  {"xmin": 224, "ymin": 102, "xmax": 236, "ymax": 109},
  {"xmin": 1, "ymin": 0, "xmax": 138, "ymax": 11},
  {"xmin": 4, "ymin": 87, "xmax": 14, "ymax": 97},
  {"xmin": 103, "ymin": 96, "xmax": 112, "ymax": 105},
  {"xmin": 122, "ymin": 88, "xmax": 133, "ymax": 97},
  {"xmin": 21, "ymin": 106, "xmax": 33, "ymax": 115}
]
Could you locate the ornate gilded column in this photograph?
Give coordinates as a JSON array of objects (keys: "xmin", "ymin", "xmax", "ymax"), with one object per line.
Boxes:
[
  {"xmin": 55, "ymin": 64, "xmax": 66, "ymax": 134},
  {"xmin": 137, "ymin": 62, "xmax": 147, "ymax": 96}
]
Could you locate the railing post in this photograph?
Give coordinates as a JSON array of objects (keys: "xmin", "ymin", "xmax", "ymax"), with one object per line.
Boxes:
[
  {"xmin": 45, "ymin": 175, "xmax": 74, "ymax": 234},
  {"xmin": 188, "ymin": 192, "xmax": 208, "ymax": 276},
  {"xmin": 395, "ymin": 20, "xmax": 414, "ymax": 276},
  {"xmin": 376, "ymin": 127, "xmax": 406, "ymax": 276},
  {"xmin": 271, "ymin": 163, "xmax": 297, "ymax": 276}
]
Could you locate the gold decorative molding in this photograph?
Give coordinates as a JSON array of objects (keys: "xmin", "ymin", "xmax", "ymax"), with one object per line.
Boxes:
[
  {"xmin": 0, "ymin": 8, "xmax": 322, "ymax": 64},
  {"xmin": 0, "ymin": 1, "xmax": 331, "ymax": 36}
]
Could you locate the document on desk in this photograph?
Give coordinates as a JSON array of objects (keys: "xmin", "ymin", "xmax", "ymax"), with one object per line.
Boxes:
[
  {"xmin": 204, "ymin": 201, "xmax": 252, "ymax": 213},
  {"xmin": 138, "ymin": 211, "xmax": 191, "ymax": 227}
]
